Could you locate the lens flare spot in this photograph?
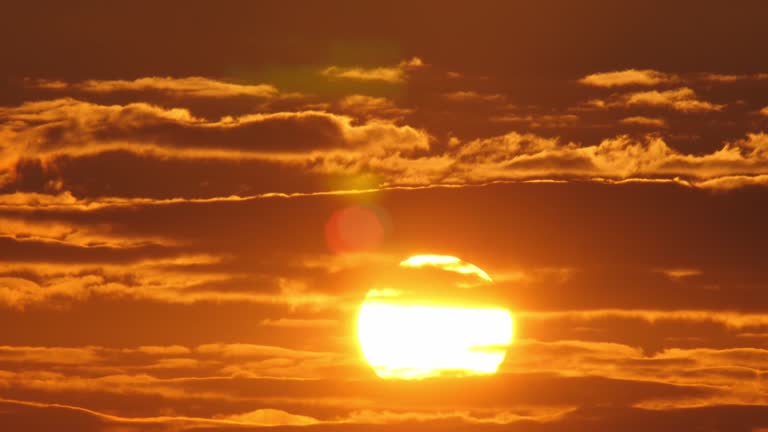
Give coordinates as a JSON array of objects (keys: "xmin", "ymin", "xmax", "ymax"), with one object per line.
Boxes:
[{"xmin": 325, "ymin": 206, "xmax": 385, "ymax": 254}]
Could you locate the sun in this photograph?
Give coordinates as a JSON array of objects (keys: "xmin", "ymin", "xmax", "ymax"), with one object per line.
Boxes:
[{"xmin": 357, "ymin": 255, "xmax": 515, "ymax": 379}]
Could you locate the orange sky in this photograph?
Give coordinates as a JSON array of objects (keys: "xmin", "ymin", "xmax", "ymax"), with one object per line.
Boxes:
[{"xmin": 2, "ymin": 1, "xmax": 768, "ymax": 431}]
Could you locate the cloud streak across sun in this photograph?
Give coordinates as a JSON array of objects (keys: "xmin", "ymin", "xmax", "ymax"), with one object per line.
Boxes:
[{"xmin": 358, "ymin": 256, "xmax": 513, "ymax": 379}]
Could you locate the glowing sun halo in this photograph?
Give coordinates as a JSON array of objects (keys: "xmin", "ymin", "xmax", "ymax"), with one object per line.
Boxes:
[{"xmin": 357, "ymin": 255, "xmax": 514, "ymax": 379}]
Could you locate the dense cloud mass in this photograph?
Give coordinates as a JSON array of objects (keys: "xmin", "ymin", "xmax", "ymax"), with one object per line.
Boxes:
[{"xmin": 2, "ymin": 1, "xmax": 768, "ymax": 431}]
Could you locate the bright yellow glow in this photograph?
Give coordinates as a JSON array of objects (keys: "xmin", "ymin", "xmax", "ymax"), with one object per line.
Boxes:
[
  {"xmin": 358, "ymin": 255, "xmax": 513, "ymax": 379},
  {"xmin": 358, "ymin": 301, "xmax": 514, "ymax": 379},
  {"xmin": 399, "ymin": 254, "xmax": 492, "ymax": 282}
]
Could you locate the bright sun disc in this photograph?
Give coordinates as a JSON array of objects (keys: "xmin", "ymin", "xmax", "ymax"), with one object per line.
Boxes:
[{"xmin": 357, "ymin": 255, "xmax": 515, "ymax": 379}]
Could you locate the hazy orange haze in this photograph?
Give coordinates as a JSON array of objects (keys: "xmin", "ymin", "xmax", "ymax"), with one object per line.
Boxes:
[{"xmin": 2, "ymin": 2, "xmax": 768, "ymax": 431}]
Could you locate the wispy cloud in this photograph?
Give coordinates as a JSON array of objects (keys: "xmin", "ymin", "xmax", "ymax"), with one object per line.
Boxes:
[
  {"xmin": 623, "ymin": 88, "xmax": 723, "ymax": 112},
  {"xmin": 503, "ymin": 339, "xmax": 768, "ymax": 408},
  {"xmin": 698, "ymin": 73, "xmax": 768, "ymax": 83},
  {"xmin": 337, "ymin": 94, "xmax": 412, "ymax": 119},
  {"xmin": 589, "ymin": 88, "xmax": 723, "ymax": 112},
  {"xmin": 443, "ymin": 91, "xmax": 504, "ymax": 102},
  {"xmin": 620, "ymin": 116, "xmax": 667, "ymax": 127},
  {"xmin": 520, "ymin": 308, "xmax": 768, "ymax": 329},
  {"xmin": 489, "ymin": 114, "xmax": 579, "ymax": 128},
  {"xmin": 0, "ymin": 216, "xmax": 174, "ymax": 248},
  {"xmin": 447, "ymin": 132, "xmax": 768, "ymax": 187},
  {"xmin": 579, "ymin": 69, "xmax": 679, "ymax": 87},
  {"xmin": 321, "ymin": 57, "xmax": 424, "ymax": 83},
  {"xmin": 25, "ymin": 77, "xmax": 279, "ymax": 98},
  {"xmin": 655, "ymin": 268, "xmax": 702, "ymax": 280},
  {"xmin": 0, "ymin": 255, "xmax": 345, "ymax": 310}
]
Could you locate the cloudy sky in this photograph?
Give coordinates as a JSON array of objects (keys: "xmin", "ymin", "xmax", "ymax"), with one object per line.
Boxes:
[{"xmin": 2, "ymin": 1, "xmax": 768, "ymax": 431}]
